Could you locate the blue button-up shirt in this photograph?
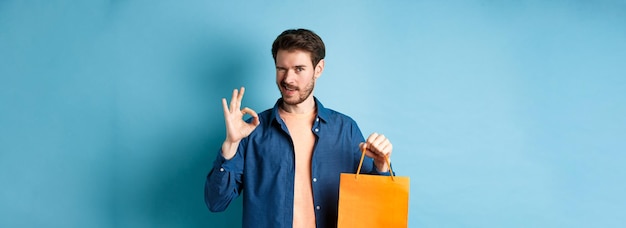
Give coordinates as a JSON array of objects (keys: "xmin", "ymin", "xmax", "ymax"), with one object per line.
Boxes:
[{"xmin": 205, "ymin": 97, "xmax": 390, "ymax": 228}]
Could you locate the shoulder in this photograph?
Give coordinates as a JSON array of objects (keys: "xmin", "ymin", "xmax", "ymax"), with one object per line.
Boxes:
[
  {"xmin": 319, "ymin": 106, "xmax": 360, "ymax": 127},
  {"xmin": 258, "ymin": 107, "xmax": 274, "ymax": 119},
  {"xmin": 319, "ymin": 106, "xmax": 364, "ymax": 140},
  {"xmin": 315, "ymin": 97, "xmax": 359, "ymax": 125},
  {"xmin": 326, "ymin": 107, "xmax": 354, "ymax": 121}
]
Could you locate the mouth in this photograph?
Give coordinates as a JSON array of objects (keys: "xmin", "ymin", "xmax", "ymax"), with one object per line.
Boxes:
[{"xmin": 282, "ymin": 83, "xmax": 298, "ymax": 92}]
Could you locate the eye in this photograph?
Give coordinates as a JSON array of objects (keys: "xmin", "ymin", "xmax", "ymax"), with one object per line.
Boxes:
[{"xmin": 296, "ymin": 67, "xmax": 305, "ymax": 72}]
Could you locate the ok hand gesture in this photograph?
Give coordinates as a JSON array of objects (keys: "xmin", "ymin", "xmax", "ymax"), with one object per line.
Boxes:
[{"xmin": 221, "ymin": 87, "xmax": 259, "ymax": 159}]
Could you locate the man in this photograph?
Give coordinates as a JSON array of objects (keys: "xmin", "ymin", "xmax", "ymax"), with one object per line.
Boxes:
[{"xmin": 205, "ymin": 28, "xmax": 393, "ymax": 228}]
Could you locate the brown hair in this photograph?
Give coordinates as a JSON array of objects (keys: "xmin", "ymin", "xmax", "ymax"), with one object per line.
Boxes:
[{"xmin": 271, "ymin": 28, "xmax": 326, "ymax": 67}]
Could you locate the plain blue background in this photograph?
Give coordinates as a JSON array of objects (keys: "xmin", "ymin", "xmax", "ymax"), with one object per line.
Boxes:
[{"xmin": 1, "ymin": 0, "xmax": 625, "ymax": 227}]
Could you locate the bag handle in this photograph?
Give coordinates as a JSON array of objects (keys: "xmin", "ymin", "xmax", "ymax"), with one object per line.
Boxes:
[{"xmin": 355, "ymin": 147, "xmax": 395, "ymax": 181}]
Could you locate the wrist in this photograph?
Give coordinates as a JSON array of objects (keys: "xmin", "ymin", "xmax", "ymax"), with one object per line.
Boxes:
[
  {"xmin": 374, "ymin": 159, "xmax": 389, "ymax": 173},
  {"xmin": 221, "ymin": 140, "xmax": 240, "ymax": 160}
]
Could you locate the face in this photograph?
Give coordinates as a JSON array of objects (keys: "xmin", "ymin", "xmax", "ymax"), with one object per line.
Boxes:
[{"xmin": 275, "ymin": 49, "xmax": 324, "ymax": 106}]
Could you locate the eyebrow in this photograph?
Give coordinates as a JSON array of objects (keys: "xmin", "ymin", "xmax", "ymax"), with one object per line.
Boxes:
[{"xmin": 275, "ymin": 65, "xmax": 308, "ymax": 69}]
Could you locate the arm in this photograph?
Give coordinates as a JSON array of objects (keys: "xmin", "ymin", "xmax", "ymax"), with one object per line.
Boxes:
[
  {"xmin": 204, "ymin": 87, "xmax": 259, "ymax": 212},
  {"xmin": 205, "ymin": 146, "xmax": 244, "ymax": 212}
]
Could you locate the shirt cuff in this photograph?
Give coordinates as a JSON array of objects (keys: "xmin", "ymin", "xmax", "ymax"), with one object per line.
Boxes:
[
  {"xmin": 375, "ymin": 169, "xmax": 393, "ymax": 176},
  {"xmin": 212, "ymin": 149, "xmax": 242, "ymax": 172}
]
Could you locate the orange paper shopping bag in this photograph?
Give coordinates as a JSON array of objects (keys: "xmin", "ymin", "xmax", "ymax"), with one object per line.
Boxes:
[{"xmin": 337, "ymin": 148, "xmax": 410, "ymax": 228}]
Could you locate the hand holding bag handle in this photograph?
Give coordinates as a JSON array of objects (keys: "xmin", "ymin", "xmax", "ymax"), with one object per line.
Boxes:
[{"xmin": 355, "ymin": 147, "xmax": 394, "ymax": 181}]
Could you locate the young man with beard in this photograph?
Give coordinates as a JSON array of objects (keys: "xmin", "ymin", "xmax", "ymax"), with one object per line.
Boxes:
[{"xmin": 205, "ymin": 28, "xmax": 394, "ymax": 228}]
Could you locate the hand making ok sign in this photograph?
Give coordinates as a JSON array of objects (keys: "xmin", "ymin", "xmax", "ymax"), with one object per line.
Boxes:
[{"xmin": 220, "ymin": 87, "xmax": 260, "ymax": 159}]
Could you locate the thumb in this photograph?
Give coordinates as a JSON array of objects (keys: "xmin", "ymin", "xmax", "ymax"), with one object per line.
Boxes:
[
  {"xmin": 250, "ymin": 117, "xmax": 260, "ymax": 126},
  {"xmin": 359, "ymin": 142, "xmax": 376, "ymax": 158},
  {"xmin": 359, "ymin": 142, "xmax": 367, "ymax": 152}
]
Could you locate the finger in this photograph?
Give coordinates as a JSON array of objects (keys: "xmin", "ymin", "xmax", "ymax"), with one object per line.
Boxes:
[
  {"xmin": 360, "ymin": 142, "xmax": 376, "ymax": 158},
  {"xmin": 379, "ymin": 142, "xmax": 392, "ymax": 156},
  {"xmin": 366, "ymin": 132, "xmax": 380, "ymax": 146},
  {"xmin": 241, "ymin": 107, "xmax": 258, "ymax": 117},
  {"xmin": 230, "ymin": 88, "xmax": 238, "ymax": 112},
  {"xmin": 235, "ymin": 87, "xmax": 245, "ymax": 110},
  {"xmin": 241, "ymin": 107, "xmax": 260, "ymax": 126},
  {"xmin": 222, "ymin": 98, "xmax": 229, "ymax": 116},
  {"xmin": 238, "ymin": 87, "xmax": 245, "ymax": 104},
  {"xmin": 364, "ymin": 149, "xmax": 385, "ymax": 161},
  {"xmin": 366, "ymin": 133, "xmax": 386, "ymax": 152},
  {"xmin": 364, "ymin": 150, "xmax": 377, "ymax": 159},
  {"xmin": 371, "ymin": 134, "xmax": 387, "ymax": 151}
]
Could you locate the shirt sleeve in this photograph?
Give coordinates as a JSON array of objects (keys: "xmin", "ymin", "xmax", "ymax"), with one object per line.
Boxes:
[{"xmin": 204, "ymin": 143, "xmax": 245, "ymax": 212}]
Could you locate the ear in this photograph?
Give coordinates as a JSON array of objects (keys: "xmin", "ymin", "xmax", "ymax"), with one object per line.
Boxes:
[{"xmin": 314, "ymin": 59, "xmax": 325, "ymax": 79}]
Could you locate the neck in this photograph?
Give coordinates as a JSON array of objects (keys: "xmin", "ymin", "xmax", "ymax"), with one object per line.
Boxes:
[{"xmin": 280, "ymin": 96, "xmax": 316, "ymax": 114}]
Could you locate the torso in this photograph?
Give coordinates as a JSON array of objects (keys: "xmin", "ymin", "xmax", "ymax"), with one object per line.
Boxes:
[{"xmin": 279, "ymin": 108, "xmax": 317, "ymax": 228}]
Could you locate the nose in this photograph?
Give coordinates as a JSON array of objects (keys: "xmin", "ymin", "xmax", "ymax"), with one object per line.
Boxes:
[{"xmin": 283, "ymin": 69, "xmax": 296, "ymax": 84}]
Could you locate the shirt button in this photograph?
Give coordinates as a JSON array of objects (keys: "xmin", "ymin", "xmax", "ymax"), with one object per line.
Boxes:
[
  {"xmin": 316, "ymin": 117, "xmax": 319, "ymax": 122},
  {"xmin": 314, "ymin": 128, "xmax": 319, "ymax": 132},
  {"xmin": 313, "ymin": 178, "xmax": 317, "ymax": 182},
  {"xmin": 316, "ymin": 206, "xmax": 321, "ymax": 210},
  {"xmin": 219, "ymin": 168, "xmax": 225, "ymax": 172}
]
